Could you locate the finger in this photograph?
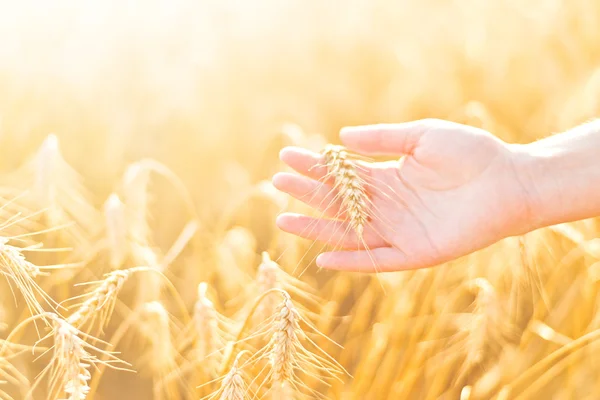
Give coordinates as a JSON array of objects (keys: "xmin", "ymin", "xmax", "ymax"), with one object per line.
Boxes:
[
  {"xmin": 316, "ymin": 247, "xmax": 426, "ymax": 272},
  {"xmin": 276, "ymin": 213, "xmax": 387, "ymax": 250},
  {"xmin": 340, "ymin": 120, "xmax": 430, "ymax": 156},
  {"xmin": 279, "ymin": 146, "xmax": 330, "ymax": 181},
  {"xmin": 272, "ymin": 172, "xmax": 342, "ymax": 217}
]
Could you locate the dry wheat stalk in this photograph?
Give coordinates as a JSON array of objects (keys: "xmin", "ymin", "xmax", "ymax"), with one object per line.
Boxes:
[
  {"xmin": 253, "ymin": 252, "xmax": 320, "ymax": 321},
  {"xmin": 219, "ymin": 288, "xmax": 344, "ymax": 398},
  {"xmin": 158, "ymin": 282, "xmax": 230, "ymax": 395},
  {"xmin": 0, "ymin": 385, "xmax": 9, "ymax": 400},
  {"xmin": 103, "ymin": 193, "xmax": 128, "ymax": 270},
  {"xmin": 28, "ymin": 134, "xmax": 100, "ymax": 253},
  {"xmin": 255, "ymin": 253, "xmax": 280, "ymax": 323},
  {"xmin": 120, "ymin": 164, "xmax": 170, "ymax": 305},
  {"xmin": 322, "ymin": 145, "xmax": 369, "ymax": 237},
  {"xmin": 457, "ymin": 278, "xmax": 514, "ymax": 383},
  {"xmin": 0, "ymin": 381, "xmax": 10, "ymax": 400},
  {"xmin": 136, "ymin": 301, "xmax": 179, "ymax": 399},
  {"xmin": 268, "ymin": 296, "xmax": 297, "ymax": 399},
  {"xmin": 212, "ymin": 351, "xmax": 249, "ymax": 400},
  {"xmin": 39, "ymin": 315, "xmax": 124, "ymax": 400},
  {"xmin": 67, "ymin": 267, "xmax": 145, "ymax": 331},
  {"xmin": 138, "ymin": 301, "xmax": 175, "ymax": 373},
  {"xmin": 0, "ymin": 303, "xmax": 6, "ymax": 333},
  {"xmin": 194, "ymin": 283, "xmax": 219, "ymax": 358},
  {"xmin": 51, "ymin": 319, "xmax": 91, "ymax": 400},
  {"xmin": 262, "ymin": 292, "xmax": 344, "ymax": 399},
  {"xmin": 122, "ymin": 162, "xmax": 152, "ymax": 249},
  {"xmin": 193, "ymin": 282, "xmax": 232, "ymax": 377},
  {"xmin": 0, "ymin": 356, "xmax": 29, "ymax": 400},
  {"xmin": 0, "ymin": 237, "xmax": 55, "ymax": 318},
  {"xmin": 122, "ymin": 164, "xmax": 163, "ymax": 304}
]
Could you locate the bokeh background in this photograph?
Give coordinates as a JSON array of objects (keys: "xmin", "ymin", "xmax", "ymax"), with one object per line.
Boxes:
[
  {"xmin": 2, "ymin": 0, "xmax": 599, "ymax": 197},
  {"xmin": 1, "ymin": 1, "xmax": 600, "ymax": 399}
]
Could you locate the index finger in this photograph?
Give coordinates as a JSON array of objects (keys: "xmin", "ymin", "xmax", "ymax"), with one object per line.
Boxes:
[
  {"xmin": 279, "ymin": 146, "xmax": 330, "ymax": 181},
  {"xmin": 279, "ymin": 146, "xmax": 373, "ymax": 184}
]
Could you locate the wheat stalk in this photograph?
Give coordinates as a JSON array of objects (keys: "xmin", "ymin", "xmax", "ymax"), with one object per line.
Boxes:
[
  {"xmin": 0, "ymin": 295, "xmax": 7, "ymax": 333},
  {"xmin": 0, "ymin": 237, "xmax": 56, "ymax": 318},
  {"xmin": 253, "ymin": 252, "xmax": 320, "ymax": 320},
  {"xmin": 52, "ymin": 319, "xmax": 92, "ymax": 400},
  {"xmin": 193, "ymin": 282, "xmax": 232, "ymax": 378},
  {"xmin": 194, "ymin": 283, "xmax": 219, "ymax": 358},
  {"xmin": 120, "ymin": 164, "xmax": 161, "ymax": 302},
  {"xmin": 457, "ymin": 278, "xmax": 514, "ymax": 383},
  {"xmin": 262, "ymin": 292, "xmax": 345, "ymax": 399},
  {"xmin": 27, "ymin": 134, "xmax": 100, "ymax": 253},
  {"xmin": 122, "ymin": 162, "xmax": 152, "ymax": 248},
  {"xmin": 36, "ymin": 315, "xmax": 126, "ymax": 400},
  {"xmin": 255, "ymin": 253, "xmax": 280, "ymax": 323},
  {"xmin": 136, "ymin": 301, "xmax": 180, "ymax": 399},
  {"xmin": 213, "ymin": 351, "xmax": 249, "ymax": 400},
  {"xmin": 322, "ymin": 145, "xmax": 369, "ymax": 237},
  {"xmin": 0, "ymin": 356, "xmax": 29, "ymax": 400},
  {"xmin": 138, "ymin": 301, "xmax": 175, "ymax": 372},
  {"xmin": 268, "ymin": 295, "xmax": 298, "ymax": 398},
  {"xmin": 102, "ymin": 193, "xmax": 128, "ymax": 270},
  {"xmin": 67, "ymin": 267, "xmax": 143, "ymax": 331}
]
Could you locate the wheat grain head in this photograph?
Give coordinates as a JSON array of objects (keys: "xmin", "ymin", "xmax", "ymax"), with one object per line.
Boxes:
[{"xmin": 322, "ymin": 144, "xmax": 369, "ymax": 238}]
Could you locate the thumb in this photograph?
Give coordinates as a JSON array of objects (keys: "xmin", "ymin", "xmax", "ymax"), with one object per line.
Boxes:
[{"xmin": 340, "ymin": 120, "xmax": 430, "ymax": 156}]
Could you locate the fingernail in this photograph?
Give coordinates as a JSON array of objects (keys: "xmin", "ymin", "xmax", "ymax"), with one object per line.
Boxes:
[
  {"xmin": 278, "ymin": 147, "xmax": 292, "ymax": 160},
  {"xmin": 340, "ymin": 126, "xmax": 365, "ymax": 140},
  {"xmin": 271, "ymin": 172, "xmax": 284, "ymax": 187},
  {"xmin": 275, "ymin": 214, "xmax": 285, "ymax": 228},
  {"xmin": 316, "ymin": 253, "xmax": 326, "ymax": 268}
]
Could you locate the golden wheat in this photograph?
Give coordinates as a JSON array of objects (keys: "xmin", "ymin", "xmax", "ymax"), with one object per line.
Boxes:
[
  {"xmin": 0, "ymin": 1, "xmax": 599, "ymax": 399},
  {"xmin": 67, "ymin": 267, "xmax": 150, "ymax": 331},
  {"xmin": 321, "ymin": 145, "xmax": 369, "ymax": 238},
  {"xmin": 102, "ymin": 193, "xmax": 128, "ymax": 270},
  {"xmin": 211, "ymin": 351, "xmax": 249, "ymax": 400}
]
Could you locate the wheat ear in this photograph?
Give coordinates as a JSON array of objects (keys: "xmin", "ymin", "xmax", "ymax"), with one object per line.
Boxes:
[
  {"xmin": 255, "ymin": 252, "xmax": 281, "ymax": 322},
  {"xmin": 265, "ymin": 292, "xmax": 346, "ymax": 399},
  {"xmin": 269, "ymin": 295, "xmax": 298, "ymax": 398},
  {"xmin": 193, "ymin": 282, "xmax": 232, "ymax": 377},
  {"xmin": 138, "ymin": 302, "xmax": 176, "ymax": 373},
  {"xmin": 51, "ymin": 318, "xmax": 92, "ymax": 400},
  {"xmin": 0, "ymin": 237, "xmax": 55, "ymax": 318},
  {"xmin": 30, "ymin": 134, "xmax": 100, "ymax": 252},
  {"xmin": 215, "ymin": 351, "xmax": 249, "ymax": 400},
  {"xmin": 33, "ymin": 315, "xmax": 126, "ymax": 400},
  {"xmin": 67, "ymin": 268, "xmax": 135, "ymax": 331},
  {"xmin": 67, "ymin": 266, "xmax": 170, "ymax": 333},
  {"xmin": 136, "ymin": 301, "xmax": 182, "ymax": 400},
  {"xmin": 322, "ymin": 145, "xmax": 369, "ymax": 237},
  {"xmin": 255, "ymin": 252, "xmax": 320, "ymax": 317},
  {"xmin": 457, "ymin": 278, "xmax": 513, "ymax": 383}
]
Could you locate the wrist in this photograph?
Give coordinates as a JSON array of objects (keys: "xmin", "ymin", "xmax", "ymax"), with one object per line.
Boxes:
[
  {"xmin": 507, "ymin": 143, "xmax": 557, "ymax": 233},
  {"xmin": 501, "ymin": 143, "xmax": 547, "ymax": 235},
  {"xmin": 508, "ymin": 123, "xmax": 600, "ymax": 231}
]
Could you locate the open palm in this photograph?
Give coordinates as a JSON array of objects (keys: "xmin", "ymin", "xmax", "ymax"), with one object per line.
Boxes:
[{"xmin": 273, "ymin": 119, "xmax": 532, "ymax": 272}]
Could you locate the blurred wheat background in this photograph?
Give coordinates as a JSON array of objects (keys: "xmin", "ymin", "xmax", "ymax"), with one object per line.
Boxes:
[{"xmin": 1, "ymin": 0, "xmax": 600, "ymax": 399}]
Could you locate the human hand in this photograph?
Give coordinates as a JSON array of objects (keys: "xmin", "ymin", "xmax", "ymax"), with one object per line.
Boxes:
[{"xmin": 272, "ymin": 119, "xmax": 535, "ymax": 272}]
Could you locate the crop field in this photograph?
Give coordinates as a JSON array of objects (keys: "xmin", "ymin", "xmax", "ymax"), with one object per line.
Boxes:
[{"xmin": 0, "ymin": 1, "xmax": 600, "ymax": 399}]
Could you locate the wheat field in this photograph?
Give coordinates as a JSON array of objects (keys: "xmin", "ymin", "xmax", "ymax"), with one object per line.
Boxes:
[{"xmin": 0, "ymin": 0, "xmax": 600, "ymax": 399}]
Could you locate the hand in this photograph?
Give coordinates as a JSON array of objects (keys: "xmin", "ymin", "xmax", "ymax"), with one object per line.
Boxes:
[{"xmin": 272, "ymin": 119, "xmax": 535, "ymax": 272}]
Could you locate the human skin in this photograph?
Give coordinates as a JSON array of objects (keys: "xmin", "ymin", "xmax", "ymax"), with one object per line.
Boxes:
[{"xmin": 272, "ymin": 118, "xmax": 600, "ymax": 272}]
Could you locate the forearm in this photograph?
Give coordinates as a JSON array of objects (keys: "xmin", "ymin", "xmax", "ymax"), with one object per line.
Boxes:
[{"xmin": 514, "ymin": 120, "xmax": 600, "ymax": 230}]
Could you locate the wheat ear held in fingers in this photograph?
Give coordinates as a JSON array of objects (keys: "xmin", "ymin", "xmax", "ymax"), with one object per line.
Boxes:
[{"xmin": 322, "ymin": 145, "xmax": 369, "ymax": 237}]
